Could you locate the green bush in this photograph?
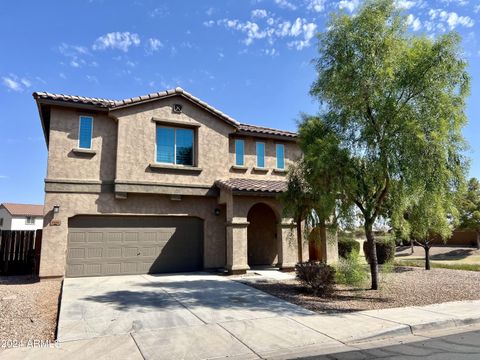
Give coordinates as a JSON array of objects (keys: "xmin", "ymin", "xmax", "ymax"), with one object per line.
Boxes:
[
  {"xmin": 363, "ymin": 238, "xmax": 395, "ymax": 264},
  {"xmin": 295, "ymin": 261, "xmax": 336, "ymax": 297},
  {"xmin": 338, "ymin": 237, "xmax": 360, "ymax": 259},
  {"xmin": 335, "ymin": 251, "xmax": 368, "ymax": 287}
]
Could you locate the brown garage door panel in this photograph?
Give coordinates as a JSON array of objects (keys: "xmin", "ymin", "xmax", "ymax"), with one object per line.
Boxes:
[{"xmin": 66, "ymin": 216, "xmax": 203, "ymax": 277}]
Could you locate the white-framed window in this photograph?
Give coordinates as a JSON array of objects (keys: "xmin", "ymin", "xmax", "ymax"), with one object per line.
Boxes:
[
  {"xmin": 156, "ymin": 126, "xmax": 194, "ymax": 166},
  {"xmin": 25, "ymin": 216, "xmax": 35, "ymax": 225},
  {"xmin": 276, "ymin": 143, "xmax": 285, "ymax": 169},
  {"xmin": 78, "ymin": 116, "xmax": 94, "ymax": 149},
  {"xmin": 235, "ymin": 139, "xmax": 245, "ymax": 166},
  {"xmin": 256, "ymin": 142, "xmax": 265, "ymax": 168}
]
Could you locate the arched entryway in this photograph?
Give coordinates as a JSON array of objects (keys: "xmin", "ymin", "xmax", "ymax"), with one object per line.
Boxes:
[{"xmin": 247, "ymin": 203, "xmax": 278, "ymax": 267}]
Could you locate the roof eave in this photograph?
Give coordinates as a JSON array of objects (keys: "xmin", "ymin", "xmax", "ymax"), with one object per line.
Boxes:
[{"xmin": 234, "ymin": 130, "xmax": 297, "ymax": 142}]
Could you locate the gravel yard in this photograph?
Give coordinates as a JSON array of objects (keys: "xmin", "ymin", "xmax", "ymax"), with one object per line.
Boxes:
[
  {"xmin": 243, "ymin": 266, "xmax": 480, "ymax": 313},
  {"xmin": 0, "ymin": 276, "xmax": 62, "ymax": 342}
]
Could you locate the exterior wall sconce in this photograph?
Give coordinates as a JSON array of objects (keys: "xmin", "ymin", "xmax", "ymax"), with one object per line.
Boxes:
[
  {"xmin": 53, "ymin": 205, "xmax": 60, "ymax": 214},
  {"xmin": 214, "ymin": 208, "xmax": 221, "ymax": 216}
]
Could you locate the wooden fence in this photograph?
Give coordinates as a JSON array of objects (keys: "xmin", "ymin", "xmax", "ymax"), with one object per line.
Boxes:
[{"xmin": 0, "ymin": 230, "xmax": 42, "ymax": 276}]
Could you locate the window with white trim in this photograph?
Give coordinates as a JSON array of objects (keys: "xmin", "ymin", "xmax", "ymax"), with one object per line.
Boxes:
[{"xmin": 25, "ymin": 216, "xmax": 35, "ymax": 225}]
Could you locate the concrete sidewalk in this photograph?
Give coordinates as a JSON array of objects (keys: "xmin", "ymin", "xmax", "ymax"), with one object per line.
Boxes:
[{"xmin": 1, "ymin": 275, "xmax": 480, "ymax": 360}]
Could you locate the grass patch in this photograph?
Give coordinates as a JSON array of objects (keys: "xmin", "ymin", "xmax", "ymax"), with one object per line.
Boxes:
[{"xmin": 396, "ymin": 260, "xmax": 480, "ymax": 272}]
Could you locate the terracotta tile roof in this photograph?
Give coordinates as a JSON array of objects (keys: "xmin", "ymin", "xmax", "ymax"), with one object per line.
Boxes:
[
  {"xmin": 215, "ymin": 178, "xmax": 287, "ymax": 193},
  {"xmin": 1, "ymin": 203, "xmax": 44, "ymax": 217},
  {"xmin": 238, "ymin": 123, "xmax": 297, "ymax": 138},
  {"xmin": 33, "ymin": 87, "xmax": 297, "ymax": 139}
]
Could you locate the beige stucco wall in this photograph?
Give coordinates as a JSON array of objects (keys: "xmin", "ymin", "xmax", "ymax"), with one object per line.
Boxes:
[
  {"xmin": 228, "ymin": 136, "xmax": 301, "ymax": 180},
  {"xmin": 40, "ymin": 192, "xmax": 226, "ymax": 277},
  {"xmin": 47, "ymin": 107, "xmax": 117, "ymax": 182},
  {"xmin": 41, "ymin": 95, "xmax": 304, "ymax": 277},
  {"xmin": 46, "ymin": 95, "xmax": 300, "ymax": 187}
]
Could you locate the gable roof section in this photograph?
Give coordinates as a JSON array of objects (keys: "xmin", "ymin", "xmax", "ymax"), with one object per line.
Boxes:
[
  {"xmin": 1, "ymin": 203, "xmax": 44, "ymax": 217},
  {"xmin": 33, "ymin": 87, "xmax": 297, "ymax": 146}
]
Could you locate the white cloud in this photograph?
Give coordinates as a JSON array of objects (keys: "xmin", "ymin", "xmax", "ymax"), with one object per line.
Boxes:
[
  {"xmin": 440, "ymin": 0, "xmax": 469, "ymax": 6},
  {"xmin": 59, "ymin": 73, "xmax": 67, "ymax": 79},
  {"xmin": 338, "ymin": 0, "xmax": 360, "ymax": 13},
  {"xmin": 214, "ymin": 16, "xmax": 317, "ymax": 50},
  {"xmin": 307, "ymin": 0, "xmax": 326, "ymax": 12},
  {"xmin": 2, "ymin": 74, "xmax": 31, "ymax": 92},
  {"xmin": 395, "ymin": 0, "xmax": 417, "ymax": 9},
  {"xmin": 86, "ymin": 75, "xmax": 99, "ymax": 84},
  {"xmin": 251, "ymin": 9, "xmax": 268, "ymax": 18},
  {"xmin": 147, "ymin": 38, "xmax": 163, "ymax": 52},
  {"xmin": 274, "ymin": 0, "xmax": 297, "ymax": 10},
  {"xmin": 206, "ymin": 7, "xmax": 215, "ymax": 16},
  {"xmin": 203, "ymin": 20, "xmax": 215, "ymax": 27},
  {"xmin": 58, "ymin": 43, "xmax": 95, "ymax": 68},
  {"xmin": 93, "ymin": 32, "xmax": 141, "ymax": 52},
  {"xmin": 429, "ymin": 9, "xmax": 474, "ymax": 30},
  {"xmin": 475, "ymin": 4, "xmax": 480, "ymax": 13},
  {"xmin": 406, "ymin": 14, "xmax": 422, "ymax": 31}
]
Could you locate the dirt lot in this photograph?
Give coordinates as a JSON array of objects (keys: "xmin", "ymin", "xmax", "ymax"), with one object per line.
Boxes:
[
  {"xmin": 245, "ymin": 266, "xmax": 480, "ymax": 313},
  {"xmin": 0, "ymin": 276, "xmax": 62, "ymax": 342}
]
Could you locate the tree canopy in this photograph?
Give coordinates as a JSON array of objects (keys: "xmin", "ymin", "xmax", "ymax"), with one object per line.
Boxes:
[{"xmin": 300, "ymin": 0, "xmax": 470, "ymax": 289}]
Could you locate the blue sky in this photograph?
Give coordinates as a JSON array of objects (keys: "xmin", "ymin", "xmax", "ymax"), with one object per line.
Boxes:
[{"xmin": 0, "ymin": 0, "xmax": 478, "ymax": 204}]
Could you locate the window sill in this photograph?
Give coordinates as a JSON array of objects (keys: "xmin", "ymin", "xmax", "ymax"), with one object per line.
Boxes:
[
  {"xmin": 149, "ymin": 163, "xmax": 202, "ymax": 172},
  {"xmin": 253, "ymin": 167, "xmax": 269, "ymax": 173},
  {"xmin": 72, "ymin": 148, "xmax": 96, "ymax": 155},
  {"xmin": 231, "ymin": 165, "xmax": 248, "ymax": 171},
  {"xmin": 273, "ymin": 168, "xmax": 287, "ymax": 174}
]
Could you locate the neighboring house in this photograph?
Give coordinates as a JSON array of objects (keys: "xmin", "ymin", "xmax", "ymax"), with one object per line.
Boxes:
[
  {"xmin": 0, "ymin": 203, "xmax": 44, "ymax": 231},
  {"xmin": 33, "ymin": 87, "xmax": 310, "ymax": 279}
]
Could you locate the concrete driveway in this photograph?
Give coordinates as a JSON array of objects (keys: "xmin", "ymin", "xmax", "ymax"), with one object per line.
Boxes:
[{"xmin": 58, "ymin": 272, "xmax": 344, "ymax": 359}]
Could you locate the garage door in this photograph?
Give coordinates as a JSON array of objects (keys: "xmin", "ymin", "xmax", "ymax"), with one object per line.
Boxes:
[{"xmin": 66, "ymin": 216, "xmax": 203, "ymax": 277}]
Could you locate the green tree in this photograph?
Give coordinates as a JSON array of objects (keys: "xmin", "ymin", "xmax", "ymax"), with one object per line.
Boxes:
[
  {"xmin": 457, "ymin": 178, "xmax": 480, "ymax": 248},
  {"xmin": 281, "ymin": 161, "xmax": 315, "ymax": 263},
  {"xmin": 395, "ymin": 189, "xmax": 455, "ymax": 270},
  {"xmin": 304, "ymin": 0, "xmax": 469, "ymax": 289}
]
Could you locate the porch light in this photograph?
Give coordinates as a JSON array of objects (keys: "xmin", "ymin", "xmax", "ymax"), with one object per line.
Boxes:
[
  {"xmin": 53, "ymin": 205, "xmax": 60, "ymax": 214},
  {"xmin": 214, "ymin": 208, "xmax": 221, "ymax": 216}
]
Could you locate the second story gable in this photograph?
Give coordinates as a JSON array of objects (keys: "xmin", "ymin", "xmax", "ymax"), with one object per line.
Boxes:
[{"xmin": 34, "ymin": 88, "xmax": 300, "ymax": 195}]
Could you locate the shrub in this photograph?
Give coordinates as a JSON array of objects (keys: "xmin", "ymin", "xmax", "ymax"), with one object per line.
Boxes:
[
  {"xmin": 335, "ymin": 251, "xmax": 368, "ymax": 287},
  {"xmin": 295, "ymin": 261, "xmax": 336, "ymax": 296},
  {"xmin": 338, "ymin": 237, "xmax": 360, "ymax": 259},
  {"xmin": 363, "ymin": 238, "xmax": 396, "ymax": 264}
]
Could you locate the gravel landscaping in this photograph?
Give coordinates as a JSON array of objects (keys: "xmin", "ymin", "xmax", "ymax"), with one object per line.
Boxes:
[
  {"xmin": 243, "ymin": 266, "xmax": 480, "ymax": 313},
  {"xmin": 0, "ymin": 276, "xmax": 62, "ymax": 342}
]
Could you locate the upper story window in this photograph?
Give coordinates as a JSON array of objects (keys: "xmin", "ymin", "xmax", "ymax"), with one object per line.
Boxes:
[
  {"xmin": 256, "ymin": 142, "xmax": 265, "ymax": 168},
  {"xmin": 235, "ymin": 139, "xmax": 245, "ymax": 166},
  {"xmin": 78, "ymin": 116, "xmax": 93, "ymax": 149},
  {"xmin": 156, "ymin": 126, "xmax": 194, "ymax": 166},
  {"xmin": 276, "ymin": 143, "xmax": 285, "ymax": 169},
  {"xmin": 25, "ymin": 216, "xmax": 35, "ymax": 225}
]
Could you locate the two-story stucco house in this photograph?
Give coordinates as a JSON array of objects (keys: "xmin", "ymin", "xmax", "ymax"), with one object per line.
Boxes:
[
  {"xmin": 33, "ymin": 87, "xmax": 308, "ymax": 278},
  {"xmin": 0, "ymin": 203, "xmax": 44, "ymax": 231}
]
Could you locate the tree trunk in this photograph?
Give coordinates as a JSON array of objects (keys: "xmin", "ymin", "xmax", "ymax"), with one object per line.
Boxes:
[
  {"xmin": 424, "ymin": 246, "xmax": 430, "ymax": 270},
  {"xmin": 411, "ymin": 238, "xmax": 414, "ymax": 254},
  {"xmin": 296, "ymin": 219, "xmax": 303, "ymax": 264},
  {"xmin": 476, "ymin": 231, "xmax": 480, "ymax": 250},
  {"xmin": 365, "ymin": 223, "xmax": 379, "ymax": 290}
]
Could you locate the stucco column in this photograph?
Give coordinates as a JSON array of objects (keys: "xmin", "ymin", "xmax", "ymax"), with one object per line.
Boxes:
[
  {"xmin": 277, "ymin": 220, "xmax": 298, "ymax": 271},
  {"xmin": 225, "ymin": 221, "xmax": 250, "ymax": 274}
]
